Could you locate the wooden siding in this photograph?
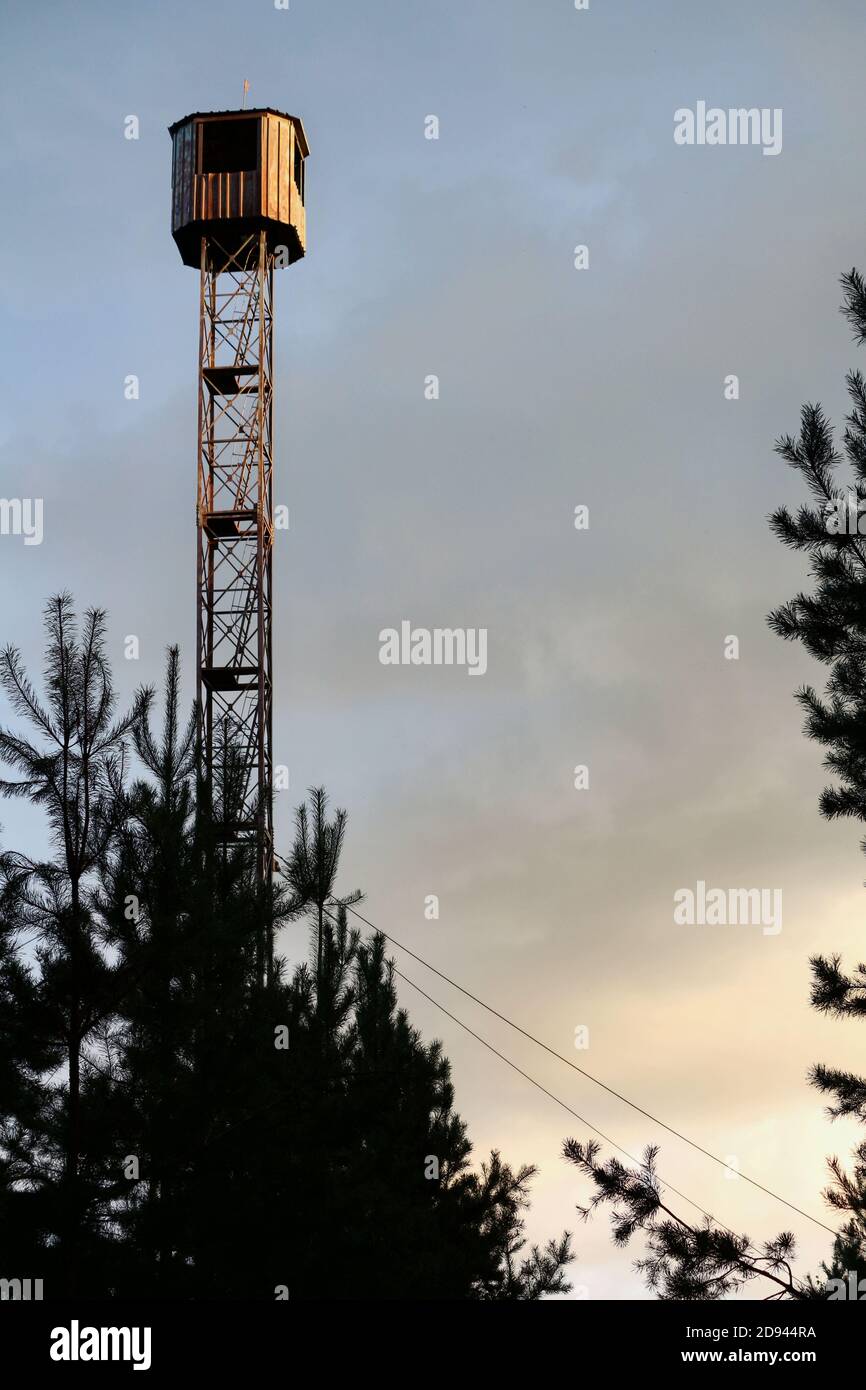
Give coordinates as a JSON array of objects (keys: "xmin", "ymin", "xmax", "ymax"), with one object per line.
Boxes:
[
  {"xmin": 193, "ymin": 170, "xmax": 261, "ymax": 221},
  {"xmin": 171, "ymin": 112, "xmax": 305, "ymax": 247}
]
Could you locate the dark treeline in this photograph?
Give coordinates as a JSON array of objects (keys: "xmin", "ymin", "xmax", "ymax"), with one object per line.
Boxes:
[{"xmin": 0, "ymin": 597, "xmax": 571, "ymax": 1299}]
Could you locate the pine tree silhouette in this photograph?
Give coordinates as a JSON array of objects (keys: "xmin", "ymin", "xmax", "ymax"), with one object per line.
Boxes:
[
  {"xmin": 561, "ymin": 272, "xmax": 866, "ymax": 1300},
  {"xmin": 0, "ymin": 595, "xmax": 149, "ymax": 1293},
  {"xmin": 0, "ymin": 612, "xmax": 573, "ymax": 1299}
]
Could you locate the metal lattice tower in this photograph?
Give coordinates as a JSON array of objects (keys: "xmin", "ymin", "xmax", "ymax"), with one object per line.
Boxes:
[
  {"xmin": 169, "ymin": 108, "xmax": 308, "ymax": 933},
  {"xmin": 197, "ymin": 231, "xmax": 275, "ymax": 880}
]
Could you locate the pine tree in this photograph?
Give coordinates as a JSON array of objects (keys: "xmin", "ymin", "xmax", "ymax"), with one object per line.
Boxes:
[
  {"xmin": 0, "ymin": 595, "xmax": 148, "ymax": 1292},
  {"xmin": 91, "ymin": 646, "xmax": 291, "ymax": 1295},
  {"xmin": 280, "ymin": 786, "xmax": 362, "ymax": 987},
  {"xmin": 1, "ymin": 605, "xmax": 572, "ymax": 1299},
  {"xmin": 560, "ymin": 272, "xmax": 866, "ymax": 1300},
  {"xmin": 0, "ymin": 884, "xmax": 62, "ymax": 1275},
  {"xmin": 227, "ymin": 790, "xmax": 574, "ymax": 1299},
  {"xmin": 765, "ymin": 268, "xmax": 866, "ymax": 1290},
  {"xmin": 768, "ymin": 270, "xmax": 866, "ymax": 837},
  {"xmin": 561, "ymin": 942, "xmax": 866, "ymax": 1301},
  {"xmin": 804, "ymin": 953, "xmax": 866, "ymax": 1294}
]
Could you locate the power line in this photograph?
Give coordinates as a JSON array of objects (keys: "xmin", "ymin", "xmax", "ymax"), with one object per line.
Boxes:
[
  {"xmin": 323, "ymin": 896, "xmax": 836, "ymax": 1238},
  {"xmin": 11, "ymin": 858, "xmax": 837, "ymax": 1247},
  {"xmin": 391, "ymin": 961, "xmax": 729, "ymax": 1231},
  {"xmin": 319, "ymin": 897, "xmax": 819, "ymax": 1254}
]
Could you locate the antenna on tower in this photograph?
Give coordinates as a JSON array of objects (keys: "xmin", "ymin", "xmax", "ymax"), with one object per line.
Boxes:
[{"xmin": 242, "ymin": 79, "xmax": 250, "ymax": 109}]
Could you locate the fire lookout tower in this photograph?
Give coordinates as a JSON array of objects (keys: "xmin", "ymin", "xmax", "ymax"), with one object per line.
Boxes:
[{"xmin": 169, "ymin": 107, "xmax": 308, "ymax": 919}]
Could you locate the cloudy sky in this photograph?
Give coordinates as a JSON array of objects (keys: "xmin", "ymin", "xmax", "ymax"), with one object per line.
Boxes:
[{"xmin": 2, "ymin": 0, "xmax": 866, "ymax": 1298}]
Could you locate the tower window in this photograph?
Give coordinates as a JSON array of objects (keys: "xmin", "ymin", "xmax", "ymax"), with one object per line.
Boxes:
[
  {"xmin": 200, "ymin": 119, "xmax": 258, "ymax": 174},
  {"xmin": 293, "ymin": 142, "xmax": 305, "ymax": 199}
]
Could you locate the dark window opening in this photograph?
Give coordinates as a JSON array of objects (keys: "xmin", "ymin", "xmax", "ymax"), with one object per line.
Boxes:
[
  {"xmin": 200, "ymin": 119, "xmax": 258, "ymax": 174},
  {"xmin": 293, "ymin": 142, "xmax": 305, "ymax": 199}
]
